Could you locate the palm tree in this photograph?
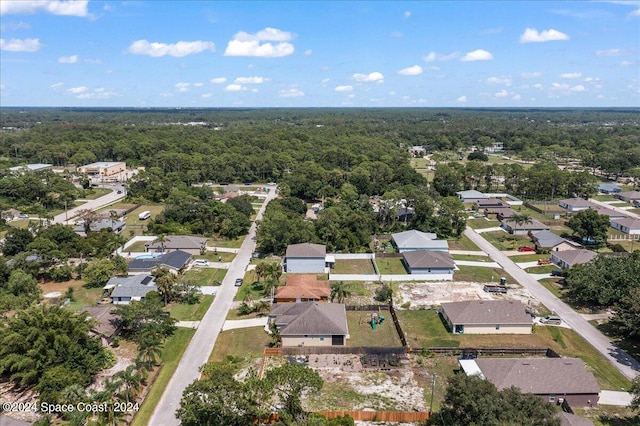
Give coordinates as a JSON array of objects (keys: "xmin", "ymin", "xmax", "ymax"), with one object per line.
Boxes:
[
  {"xmin": 330, "ymin": 281, "xmax": 351, "ymax": 303},
  {"xmin": 254, "ymin": 262, "xmax": 267, "ymax": 283},
  {"xmin": 511, "ymin": 213, "xmax": 533, "ymax": 228},
  {"xmin": 264, "ymin": 262, "xmax": 282, "ymax": 283},
  {"xmin": 114, "ymin": 365, "xmax": 143, "ymax": 404},
  {"xmin": 152, "ymin": 266, "xmax": 176, "ymax": 305},
  {"xmin": 155, "ymin": 234, "xmax": 167, "ymax": 253}
]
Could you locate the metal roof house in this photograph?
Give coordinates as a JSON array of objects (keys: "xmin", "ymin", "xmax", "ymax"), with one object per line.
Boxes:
[
  {"xmin": 456, "ymin": 190, "xmax": 489, "ymax": 203},
  {"xmin": 284, "ymin": 243, "xmax": 333, "ymax": 273},
  {"xmin": 461, "ymin": 357, "xmax": 600, "ymax": 407},
  {"xmin": 269, "ymin": 302, "xmax": 349, "ymax": 347},
  {"xmin": 597, "ymin": 183, "xmax": 621, "ymax": 194},
  {"xmin": 441, "ymin": 300, "xmax": 533, "ymax": 335},
  {"xmin": 104, "ymin": 275, "xmax": 157, "ymax": 305},
  {"xmin": 391, "ymin": 230, "xmax": 449, "ymax": 253}
]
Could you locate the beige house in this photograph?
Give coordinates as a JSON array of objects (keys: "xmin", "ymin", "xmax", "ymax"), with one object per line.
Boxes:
[
  {"xmin": 441, "ymin": 300, "xmax": 532, "ymax": 334},
  {"xmin": 269, "ymin": 302, "xmax": 349, "ymax": 347},
  {"xmin": 531, "ymin": 230, "xmax": 581, "ymax": 252},
  {"xmin": 79, "ymin": 161, "xmax": 126, "ymax": 179},
  {"xmin": 551, "ymin": 249, "xmax": 597, "ymax": 269}
]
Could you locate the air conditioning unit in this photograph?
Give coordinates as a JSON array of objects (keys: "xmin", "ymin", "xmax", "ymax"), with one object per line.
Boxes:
[{"xmin": 557, "ymin": 398, "xmax": 564, "ymax": 405}]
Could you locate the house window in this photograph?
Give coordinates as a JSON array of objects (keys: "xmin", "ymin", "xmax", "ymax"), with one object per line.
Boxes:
[
  {"xmin": 319, "ymin": 336, "xmax": 325, "ymax": 341},
  {"xmin": 495, "ymin": 325, "xmax": 500, "ymax": 330},
  {"xmin": 549, "ymin": 394, "xmax": 555, "ymax": 403}
]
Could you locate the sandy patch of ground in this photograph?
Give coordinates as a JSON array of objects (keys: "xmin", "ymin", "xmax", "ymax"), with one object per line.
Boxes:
[{"xmin": 394, "ymin": 281, "xmax": 541, "ymax": 310}]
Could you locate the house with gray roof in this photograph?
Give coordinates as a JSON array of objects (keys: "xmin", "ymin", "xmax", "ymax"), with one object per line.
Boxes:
[
  {"xmin": 127, "ymin": 250, "xmax": 192, "ymax": 274},
  {"xmin": 401, "ymin": 251, "xmax": 454, "ymax": 278},
  {"xmin": 74, "ymin": 218, "xmax": 126, "ymax": 236},
  {"xmin": 617, "ymin": 190, "xmax": 640, "ymax": 203},
  {"xmin": 461, "ymin": 357, "xmax": 600, "ymax": 407},
  {"xmin": 391, "ymin": 229, "xmax": 449, "ymax": 253},
  {"xmin": 551, "ymin": 249, "xmax": 597, "ymax": 269},
  {"xmin": 456, "ymin": 189, "xmax": 489, "ymax": 203},
  {"xmin": 146, "ymin": 235, "xmax": 208, "ymax": 254},
  {"xmin": 610, "ymin": 217, "xmax": 640, "ymax": 235},
  {"xmin": 597, "ymin": 183, "xmax": 621, "ymax": 194},
  {"xmin": 284, "ymin": 243, "xmax": 332, "ymax": 273},
  {"xmin": 556, "ymin": 412, "xmax": 595, "ymax": 426},
  {"xmin": 558, "ymin": 198, "xmax": 597, "ymax": 213},
  {"xmin": 81, "ymin": 305, "xmax": 122, "ymax": 344},
  {"xmin": 441, "ymin": 300, "xmax": 532, "ymax": 335},
  {"xmin": 269, "ymin": 302, "xmax": 349, "ymax": 346},
  {"xmin": 531, "ymin": 230, "xmax": 580, "ymax": 252},
  {"xmin": 500, "ymin": 218, "xmax": 549, "ymax": 235},
  {"xmin": 104, "ymin": 275, "xmax": 157, "ymax": 304}
]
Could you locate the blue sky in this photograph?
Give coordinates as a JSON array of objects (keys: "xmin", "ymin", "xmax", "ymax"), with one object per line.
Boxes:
[{"xmin": 1, "ymin": 0, "xmax": 638, "ymax": 107}]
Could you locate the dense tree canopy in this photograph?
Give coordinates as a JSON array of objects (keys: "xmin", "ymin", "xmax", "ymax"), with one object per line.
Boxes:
[{"xmin": 566, "ymin": 209, "xmax": 610, "ymax": 247}]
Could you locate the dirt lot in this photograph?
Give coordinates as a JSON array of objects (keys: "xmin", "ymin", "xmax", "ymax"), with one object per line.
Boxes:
[{"xmin": 394, "ymin": 281, "xmax": 541, "ymax": 310}]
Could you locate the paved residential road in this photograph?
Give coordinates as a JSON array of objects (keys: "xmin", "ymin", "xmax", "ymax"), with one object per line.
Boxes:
[
  {"xmin": 148, "ymin": 188, "xmax": 278, "ymax": 426},
  {"xmin": 464, "ymin": 227, "xmax": 640, "ymax": 382},
  {"xmin": 52, "ymin": 185, "xmax": 126, "ymax": 224}
]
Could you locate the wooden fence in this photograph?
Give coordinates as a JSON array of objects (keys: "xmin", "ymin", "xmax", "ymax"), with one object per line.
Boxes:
[
  {"xmin": 280, "ymin": 346, "xmax": 406, "ymax": 356},
  {"xmin": 413, "ymin": 347, "xmax": 558, "ymax": 357},
  {"xmin": 388, "ymin": 303, "xmax": 408, "ymax": 347},
  {"xmin": 316, "ymin": 410, "xmax": 430, "ymax": 422},
  {"xmin": 346, "ymin": 304, "xmax": 389, "ymax": 311}
]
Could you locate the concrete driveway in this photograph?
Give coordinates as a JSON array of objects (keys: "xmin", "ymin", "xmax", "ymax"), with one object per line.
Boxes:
[
  {"xmin": 148, "ymin": 187, "xmax": 278, "ymax": 425},
  {"xmin": 222, "ymin": 317, "xmax": 268, "ymax": 331},
  {"xmin": 464, "ymin": 227, "xmax": 640, "ymax": 381},
  {"xmin": 599, "ymin": 390, "xmax": 633, "ymax": 406}
]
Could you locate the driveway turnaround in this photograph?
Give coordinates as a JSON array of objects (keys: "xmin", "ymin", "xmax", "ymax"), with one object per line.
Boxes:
[
  {"xmin": 148, "ymin": 188, "xmax": 278, "ymax": 426},
  {"xmin": 464, "ymin": 227, "xmax": 640, "ymax": 381}
]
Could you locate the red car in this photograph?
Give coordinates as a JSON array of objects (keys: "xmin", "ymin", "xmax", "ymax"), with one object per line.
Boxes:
[{"xmin": 518, "ymin": 246, "xmax": 535, "ymax": 252}]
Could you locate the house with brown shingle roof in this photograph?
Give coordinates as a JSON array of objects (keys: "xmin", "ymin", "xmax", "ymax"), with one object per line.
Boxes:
[
  {"xmin": 551, "ymin": 249, "xmax": 597, "ymax": 269},
  {"xmin": 401, "ymin": 251, "xmax": 454, "ymax": 279},
  {"xmin": 81, "ymin": 305, "xmax": 121, "ymax": 345},
  {"xmin": 558, "ymin": 198, "xmax": 597, "ymax": 212},
  {"xmin": 274, "ymin": 274, "xmax": 330, "ymax": 303},
  {"xmin": 441, "ymin": 300, "xmax": 532, "ymax": 334},
  {"xmin": 610, "ymin": 217, "xmax": 640, "ymax": 235},
  {"xmin": 461, "ymin": 357, "xmax": 600, "ymax": 407},
  {"xmin": 269, "ymin": 302, "xmax": 349, "ymax": 347},
  {"xmin": 617, "ymin": 190, "xmax": 640, "ymax": 203}
]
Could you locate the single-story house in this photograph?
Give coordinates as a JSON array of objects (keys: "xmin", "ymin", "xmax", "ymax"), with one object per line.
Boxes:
[
  {"xmin": 127, "ymin": 250, "xmax": 192, "ymax": 274},
  {"xmin": 558, "ymin": 198, "xmax": 597, "ymax": 213},
  {"xmin": 74, "ymin": 219, "xmax": 126, "ymax": 236},
  {"xmin": 391, "ymin": 229, "xmax": 449, "ymax": 252},
  {"xmin": 617, "ymin": 190, "xmax": 640, "ymax": 203},
  {"xmin": 491, "ymin": 207, "xmax": 517, "ymax": 221},
  {"xmin": 81, "ymin": 305, "xmax": 121, "ymax": 345},
  {"xmin": 456, "ymin": 190, "xmax": 489, "ymax": 203},
  {"xmin": 610, "ymin": 218, "xmax": 640, "ymax": 235},
  {"xmin": 401, "ymin": 250, "xmax": 455, "ymax": 278},
  {"xmin": 146, "ymin": 235, "xmax": 208, "ymax": 254},
  {"xmin": 395, "ymin": 206, "xmax": 415, "ymax": 222},
  {"xmin": 284, "ymin": 243, "xmax": 333, "ymax": 273},
  {"xmin": 269, "ymin": 302, "xmax": 349, "ymax": 347},
  {"xmin": 460, "ymin": 357, "xmax": 600, "ymax": 407},
  {"xmin": 104, "ymin": 274, "xmax": 157, "ymax": 304},
  {"xmin": 441, "ymin": 300, "xmax": 532, "ymax": 335},
  {"xmin": 551, "ymin": 249, "xmax": 597, "ymax": 269},
  {"xmin": 597, "ymin": 183, "xmax": 621, "ymax": 194},
  {"xmin": 556, "ymin": 412, "xmax": 595, "ymax": 426},
  {"xmin": 476, "ymin": 199, "xmax": 508, "ymax": 210},
  {"xmin": 1, "ymin": 208, "xmax": 22, "ymax": 221},
  {"xmin": 500, "ymin": 218, "xmax": 549, "ymax": 235},
  {"xmin": 592, "ymin": 206, "xmax": 626, "ymax": 220},
  {"xmin": 274, "ymin": 274, "xmax": 330, "ymax": 303},
  {"xmin": 531, "ymin": 230, "xmax": 581, "ymax": 252}
]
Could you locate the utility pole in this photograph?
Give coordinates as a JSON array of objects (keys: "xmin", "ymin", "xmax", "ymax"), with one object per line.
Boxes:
[{"xmin": 429, "ymin": 373, "xmax": 437, "ymax": 415}]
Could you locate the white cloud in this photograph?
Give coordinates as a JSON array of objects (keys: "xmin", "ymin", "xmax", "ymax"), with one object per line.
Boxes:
[
  {"xmin": 519, "ymin": 28, "xmax": 569, "ymax": 43},
  {"xmin": 619, "ymin": 60, "xmax": 636, "ymax": 67},
  {"xmin": 457, "ymin": 96, "xmax": 468, "ymax": 103},
  {"xmin": 304, "ymin": 49, "xmax": 312, "ymax": 56},
  {"xmin": 321, "ymin": 78, "xmax": 330, "ymax": 84},
  {"xmin": 423, "ymin": 51, "xmax": 458, "ymax": 62},
  {"xmin": 0, "ymin": 20, "xmax": 30, "ymax": 30},
  {"xmin": 202, "ymin": 93, "xmax": 213, "ymax": 98},
  {"xmin": 353, "ymin": 72, "xmax": 384, "ymax": 82},
  {"xmin": 570, "ymin": 85, "xmax": 586, "ymax": 92},
  {"xmin": 560, "ymin": 72, "xmax": 582, "ymax": 79},
  {"xmin": 1, "ymin": 1, "xmax": 90, "ymax": 17},
  {"xmin": 533, "ymin": 83, "xmax": 544, "ymax": 90},
  {"xmin": 210, "ymin": 77, "xmax": 227, "ymax": 84},
  {"xmin": 76, "ymin": 87, "xmax": 119, "ymax": 99},
  {"xmin": 224, "ymin": 27, "xmax": 295, "ymax": 57},
  {"xmin": 83, "ymin": 58, "xmax": 101, "ymax": 64},
  {"xmin": 225, "ymin": 84, "xmax": 247, "ymax": 92},
  {"xmin": 234, "ymin": 76, "xmax": 266, "ymax": 84},
  {"xmin": 279, "ymin": 88, "xmax": 304, "ymax": 98},
  {"xmin": 67, "ymin": 86, "xmax": 88, "ymax": 94},
  {"xmin": 50, "ymin": 82, "xmax": 64, "ymax": 89},
  {"xmin": 512, "ymin": 94, "xmax": 521, "ymax": 100},
  {"xmin": 521, "ymin": 72, "xmax": 542, "ymax": 78},
  {"xmin": 460, "ymin": 49, "xmax": 493, "ymax": 62},
  {"xmin": 485, "ymin": 76, "xmax": 512, "ymax": 86},
  {"xmin": 494, "ymin": 89, "xmax": 509, "ymax": 98},
  {"xmin": 595, "ymin": 48, "xmax": 634, "ymax": 56},
  {"xmin": 193, "ymin": 82, "xmax": 203, "ymax": 87},
  {"xmin": 0, "ymin": 38, "xmax": 41, "ymax": 52},
  {"xmin": 334, "ymin": 85, "xmax": 353, "ymax": 92},
  {"xmin": 175, "ymin": 82, "xmax": 191, "ymax": 92},
  {"xmin": 127, "ymin": 39, "xmax": 215, "ymax": 57},
  {"xmin": 397, "ymin": 65, "xmax": 423, "ymax": 76},
  {"xmin": 404, "ymin": 11, "xmax": 411, "ymax": 18},
  {"xmin": 58, "ymin": 54, "xmax": 78, "ymax": 64}
]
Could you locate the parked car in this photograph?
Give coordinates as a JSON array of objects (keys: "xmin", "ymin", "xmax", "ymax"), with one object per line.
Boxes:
[
  {"xmin": 234, "ymin": 278, "xmax": 243, "ymax": 287},
  {"xmin": 541, "ymin": 315, "xmax": 562, "ymax": 325},
  {"xmin": 472, "ymin": 212, "xmax": 485, "ymax": 218},
  {"xmin": 537, "ymin": 258, "xmax": 552, "ymax": 265},
  {"xmin": 518, "ymin": 246, "xmax": 535, "ymax": 252},
  {"xmin": 18, "ymin": 213, "xmax": 29, "ymax": 219},
  {"xmin": 192, "ymin": 259, "xmax": 209, "ymax": 267},
  {"xmin": 117, "ymin": 190, "xmax": 123, "ymax": 194},
  {"xmin": 551, "ymin": 269, "xmax": 563, "ymax": 277}
]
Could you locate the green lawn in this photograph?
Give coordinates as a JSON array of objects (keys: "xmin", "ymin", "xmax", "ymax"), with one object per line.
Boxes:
[
  {"xmin": 81, "ymin": 188, "xmax": 112, "ymax": 200},
  {"xmin": 197, "ymin": 251, "xmax": 236, "ymax": 262},
  {"xmin": 593, "ymin": 194, "xmax": 621, "ymax": 201},
  {"xmin": 466, "ymin": 218, "xmax": 500, "ymax": 229},
  {"xmin": 131, "ymin": 328, "xmax": 196, "ymax": 426},
  {"xmin": 524, "ymin": 265, "xmax": 557, "ymax": 274},
  {"xmin": 376, "ymin": 257, "xmax": 408, "ymax": 275},
  {"xmin": 124, "ymin": 240, "xmax": 148, "ymax": 252},
  {"xmin": 40, "ymin": 279, "xmax": 106, "ymax": 310},
  {"xmin": 234, "ymin": 278, "xmax": 270, "ymax": 302},
  {"xmin": 450, "ymin": 254, "xmax": 493, "ymax": 262},
  {"xmin": 454, "ymin": 265, "xmax": 515, "ymax": 283},
  {"xmin": 508, "ymin": 253, "xmax": 549, "ymax": 262},
  {"xmin": 183, "ymin": 268, "xmax": 227, "ymax": 286},
  {"xmin": 573, "ymin": 406, "xmax": 639, "ymax": 426},
  {"xmin": 166, "ymin": 295, "xmax": 214, "ymax": 321},
  {"xmin": 226, "ymin": 308, "xmax": 269, "ymax": 321},
  {"xmin": 332, "ymin": 259, "xmax": 376, "ymax": 275},
  {"xmin": 346, "ymin": 311, "xmax": 402, "ymax": 347},
  {"xmin": 120, "ymin": 204, "xmax": 166, "ymax": 236},
  {"xmin": 208, "ymin": 326, "xmax": 273, "ymax": 363},
  {"xmin": 481, "ymin": 231, "xmax": 530, "ymax": 251},
  {"xmin": 447, "ymin": 234, "xmax": 481, "ymax": 251},
  {"xmin": 538, "ymin": 278, "xmax": 567, "ymax": 299},
  {"xmin": 208, "ymin": 235, "xmax": 246, "ymax": 249}
]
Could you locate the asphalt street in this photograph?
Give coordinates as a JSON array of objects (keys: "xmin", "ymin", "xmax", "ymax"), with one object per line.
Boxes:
[
  {"xmin": 52, "ymin": 185, "xmax": 126, "ymax": 224},
  {"xmin": 464, "ymin": 227, "xmax": 640, "ymax": 381},
  {"xmin": 148, "ymin": 188, "xmax": 278, "ymax": 425}
]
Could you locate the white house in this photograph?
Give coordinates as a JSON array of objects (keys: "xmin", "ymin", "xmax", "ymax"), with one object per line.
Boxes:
[{"xmin": 610, "ymin": 218, "xmax": 640, "ymax": 235}]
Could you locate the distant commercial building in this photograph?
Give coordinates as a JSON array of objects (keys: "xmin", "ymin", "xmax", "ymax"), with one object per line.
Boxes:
[
  {"xmin": 9, "ymin": 163, "xmax": 53, "ymax": 173},
  {"xmin": 79, "ymin": 161, "xmax": 126, "ymax": 180}
]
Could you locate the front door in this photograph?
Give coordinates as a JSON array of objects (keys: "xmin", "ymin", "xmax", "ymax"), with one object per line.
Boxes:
[{"xmin": 331, "ymin": 335, "xmax": 344, "ymax": 345}]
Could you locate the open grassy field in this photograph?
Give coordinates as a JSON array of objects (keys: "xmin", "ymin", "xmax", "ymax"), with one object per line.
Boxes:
[
  {"xmin": 454, "ymin": 265, "xmax": 515, "ymax": 283},
  {"xmin": 573, "ymin": 405, "xmax": 639, "ymax": 426},
  {"xmin": 524, "ymin": 265, "xmax": 557, "ymax": 274},
  {"xmin": 538, "ymin": 278, "xmax": 567, "ymax": 299},
  {"xmin": 197, "ymin": 250, "xmax": 236, "ymax": 262},
  {"xmin": 332, "ymin": 259, "xmax": 376, "ymax": 275},
  {"xmin": 466, "ymin": 218, "xmax": 500, "ymax": 229},
  {"xmin": 208, "ymin": 326, "xmax": 273, "ymax": 363},
  {"xmin": 39, "ymin": 279, "xmax": 106, "ymax": 310},
  {"xmin": 376, "ymin": 257, "xmax": 407, "ymax": 274},
  {"xmin": 80, "ymin": 188, "xmax": 112, "ymax": 200},
  {"xmin": 131, "ymin": 328, "xmax": 196, "ymax": 426},
  {"xmin": 450, "ymin": 254, "xmax": 493, "ymax": 262},
  {"xmin": 447, "ymin": 234, "xmax": 481, "ymax": 251},
  {"xmin": 183, "ymin": 268, "xmax": 227, "ymax": 286},
  {"xmin": 209, "ymin": 235, "xmax": 246, "ymax": 249},
  {"xmin": 346, "ymin": 311, "xmax": 402, "ymax": 347},
  {"xmin": 165, "ymin": 295, "xmax": 214, "ymax": 321},
  {"xmin": 481, "ymin": 231, "xmax": 530, "ymax": 251}
]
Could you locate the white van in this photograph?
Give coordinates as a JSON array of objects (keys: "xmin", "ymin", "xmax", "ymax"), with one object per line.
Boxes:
[{"xmin": 138, "ymin": 211, "xmax": 151, "ymax": 220}]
